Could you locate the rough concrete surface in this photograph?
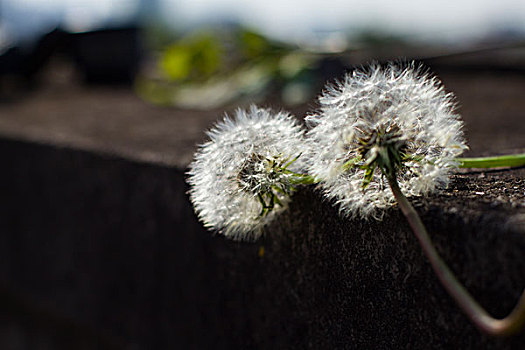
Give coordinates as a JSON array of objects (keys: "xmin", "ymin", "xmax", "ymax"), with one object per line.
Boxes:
[{"xmin": 0, "ymin": 63, "xmax": 524, "ymax": 349}]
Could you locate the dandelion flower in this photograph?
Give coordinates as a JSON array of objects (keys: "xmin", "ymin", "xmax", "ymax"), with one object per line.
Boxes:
[
  {"xmin": 307, "ymin": 62, "xmax": 467, "ymax": 218},
  {"xmin": 187, "ymin": 105, "xmax": 308, "ymax": 241}
]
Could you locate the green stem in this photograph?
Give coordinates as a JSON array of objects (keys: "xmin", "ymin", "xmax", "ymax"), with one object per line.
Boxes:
[
  {"xmin": 457, "ymin": 153, "xmax": 525, "ymax": 169},
  {"xmin": 388, "ymin": 176, "xmax": 525, "ymax": 336}
]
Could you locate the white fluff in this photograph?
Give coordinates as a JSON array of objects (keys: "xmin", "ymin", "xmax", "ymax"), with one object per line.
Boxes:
[
  {"xmin": 187, "ymin": 105, "xmax": 307, "ymax": 241},
  {"xmin": 306, "ymin": 62, "xmax": 468, "ymax": 219}
]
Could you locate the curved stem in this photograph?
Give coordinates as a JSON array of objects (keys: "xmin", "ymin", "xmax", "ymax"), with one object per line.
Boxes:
[
  {"xmin": 388, "ymin": 176, "xmax": 525, "ymax": 336},
  {"xmin": 457, "ymin": 153, "xmax": 525, "ymax": 169}
]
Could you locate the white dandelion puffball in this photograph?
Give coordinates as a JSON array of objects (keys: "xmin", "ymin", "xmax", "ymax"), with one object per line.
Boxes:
[
  {"xmin": 187, "ymin": 105, "xmax": 307, "ymax": 241},
  {"xmin": 307, "ymin": 62, "xmax": 467, "ymax": 219}
]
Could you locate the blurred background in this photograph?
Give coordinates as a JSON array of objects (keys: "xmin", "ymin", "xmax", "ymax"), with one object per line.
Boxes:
[{"xmin": 1, "ymin": 0, "xmax": 525, "ymax": 106}]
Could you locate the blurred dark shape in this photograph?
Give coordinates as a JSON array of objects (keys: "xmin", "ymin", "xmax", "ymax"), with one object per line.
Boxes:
[
  {"xmin": 20, "ymin": 28, "xmax": 70, "ymax": 82},
  {"xmin": 0, "ymin": 28, "xmax": 69, "ymax": 100},
  {"xmin": 422, "ymin": 43, "xmax": 525, "ymax": 74},
  {"xmin": 315, "ymin": 56, "xmax": 347, "ymax": 83},
  {"xmin": 0, "ymin": 26, "xmax": 142, "ymax": 101},
  {"xmin": 0, "ymin": 47, "xmax": 28, "ymax": 101},
  {"xmin": 72, "ymin": 27, "xmax": 142, "ymax": 85}
]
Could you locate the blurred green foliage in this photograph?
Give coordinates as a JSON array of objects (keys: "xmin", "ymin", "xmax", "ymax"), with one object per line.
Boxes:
[
  {"xmin": 240, "ymin": 29, "xmax": 279, "ymax": 59},
  {"xmin": 161, "ymin": 33, "xmax": 222, "ymax": 81},
  {"xmin": 136, "ymin": 26, "xmax": 319, "ymax": 109},
  {"xmin": 136, "ymin": 25, "xmax": 418, "ymax": 109}
]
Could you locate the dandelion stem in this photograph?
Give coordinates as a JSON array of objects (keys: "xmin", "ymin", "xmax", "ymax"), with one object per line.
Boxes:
[
  {"xmin": 388, "ymin": 175, "xmax": 525, "ymax": 336},
  {"xmin": 457, "ymin": 153, "xmax": 525, "ymax": 169}
]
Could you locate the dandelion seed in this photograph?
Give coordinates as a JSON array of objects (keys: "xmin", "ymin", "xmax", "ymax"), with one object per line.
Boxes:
[
  {"xmin": 187, "ymin": 105, "xmax": 308, "ymax": 241},
  {"xmin": 306, "ymin": 62, "xmax": 468, "ymax": 218}
]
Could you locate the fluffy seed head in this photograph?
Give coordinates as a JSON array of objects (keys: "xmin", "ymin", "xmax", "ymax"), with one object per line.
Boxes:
[
  {"xmin": 187, "ymin": 105, "xmax": 307, "ymax": 241},
  {"xmin": 306, "ymin": 62, "xmax": 467, "ymax": 219}
]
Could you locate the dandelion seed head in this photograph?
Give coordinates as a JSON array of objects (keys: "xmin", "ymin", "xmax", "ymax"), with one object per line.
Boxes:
[
  {"xmin": 306, "ymin": 62, "xmax": 467, "ymax": 219},
  {"xmin": 187, "ymin": 105, "xmax": 306, "ymax": 241}
]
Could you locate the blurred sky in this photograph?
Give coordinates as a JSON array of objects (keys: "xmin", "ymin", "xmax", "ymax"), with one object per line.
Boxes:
[
  {"xmin": 166, "ymin": 0, "xmax": 525, "ymax": 44},
  {"xmin": 2, "ymin": 0, "xmax": 525, "ymax": 46}
]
